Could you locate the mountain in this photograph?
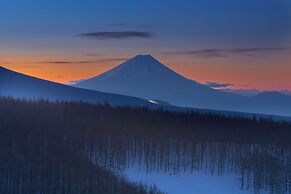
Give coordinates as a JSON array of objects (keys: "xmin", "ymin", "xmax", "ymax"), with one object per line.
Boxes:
[
  {"xmin": 223, "ymin": 89, "xmax": 260, "ymax": 96},
  {"xmin": 75, "ymin": 55, "xmax": 291, "ymax": 116},
  {"xmin": 223, "ymin": 89, "xmax": 291, "ymax": 97},
  {"xmin": 0, "ymin": 66, "xmax": 155, "ymax": 107}
]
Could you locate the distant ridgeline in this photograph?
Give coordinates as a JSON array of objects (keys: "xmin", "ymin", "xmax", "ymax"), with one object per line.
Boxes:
[
  {"xmin": 75, "ymin": 55, "xmax": 291, "ymax": 117},
  {"xmin": 0, "ymin": 98, "xmax": 291, "ymax": 194},
  {"xmin": 2, "ymin": 58, "xmax": 291, "ymax": 118}
]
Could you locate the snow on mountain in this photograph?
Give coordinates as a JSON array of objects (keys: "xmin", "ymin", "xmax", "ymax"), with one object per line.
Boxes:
[
  {"xmin": 75, "ymin": 55, "xmax": 291, "ymax": 116},
  {"xmin": 0, "ymin": 66, "xmax": 154, "ymax": 107}
]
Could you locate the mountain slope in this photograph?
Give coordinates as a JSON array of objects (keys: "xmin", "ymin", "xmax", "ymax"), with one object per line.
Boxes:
[
  {"xmin": 75, "ymin": 55, "xmax": 291, "ymax": 116},
  {"xmin": 76, "ymin": 55, "xmax": 242, "ymax": 105},
  {"xmin": 0, "ymin": 66, "xmax": 154, "ymax": 107}
]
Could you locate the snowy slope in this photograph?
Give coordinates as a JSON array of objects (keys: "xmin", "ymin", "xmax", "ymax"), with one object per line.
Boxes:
[
  {"xmin": 75, "ymin": 55, "xmax": 291, "ymax": 116},
  {"xmin": 125, "ymin": 167, "xmax": 258, "ymax": 194},
  {"xmin": 0, "ymin": 66, "xmax": 154, "ymax": 107}
]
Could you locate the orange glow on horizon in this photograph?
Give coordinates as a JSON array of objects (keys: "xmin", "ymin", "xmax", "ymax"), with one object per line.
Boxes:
[{"xmin": 1, "ymin": 54, "xmax": 291, "ymax": 91}]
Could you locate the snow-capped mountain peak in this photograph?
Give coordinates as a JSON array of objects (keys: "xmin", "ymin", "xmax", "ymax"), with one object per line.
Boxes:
[
  {"xmin": 98, "ymin": 54, "xmax": 184, "ymax": 80},
  {"xmin": 75, "ymin": 55, "xmax": 291, "ymax": 116}
]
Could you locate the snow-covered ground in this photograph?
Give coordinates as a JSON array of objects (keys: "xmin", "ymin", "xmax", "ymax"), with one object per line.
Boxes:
[{"xmin": 125, "ymin": 166, "xmax": 266, "ymax": 194}]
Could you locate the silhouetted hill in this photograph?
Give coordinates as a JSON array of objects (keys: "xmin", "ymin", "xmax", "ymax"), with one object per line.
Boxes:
[{"xmin": 0, "ymin": 66, "xmax": 155, "ymax": 107}]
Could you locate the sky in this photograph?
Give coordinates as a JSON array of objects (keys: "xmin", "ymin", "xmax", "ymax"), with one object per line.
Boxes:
[{"xmin": 0, "ymin": 0, "xmax": 291, "ymax": 90}]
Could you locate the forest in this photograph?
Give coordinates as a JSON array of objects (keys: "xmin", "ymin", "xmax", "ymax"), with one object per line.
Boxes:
[{"xmin": 0, "ymin": 98, "xmax": 291, "ymax": 194}]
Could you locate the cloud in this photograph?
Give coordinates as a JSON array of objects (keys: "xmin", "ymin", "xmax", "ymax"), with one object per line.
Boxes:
[
  {"xmin": 0, "ymin": 64, "xmax": 42, "ymax": 69},
  {"xmin": 204, "ymin": 81, "xmax": 235, "ymax": 89},
  {"xmin": 176, "ymin": 49, "xmax": 227, "ymax": 58},
  {"xmin": 95, "ymin": 57, "xmax": 129, "ymax": 63},
  {"xmin": 279, "ymin": 90, "xmax": 291, "ymax": 96},
  {"xmin": 86, "ymin": 53, "xmax": 100, "ymax": 57},
  {"xmin": 38, "ymin": 58, "xmax": 129, "ymax": 65},
  {"xmin": 223, "ymin": 89, "xmax": 291, "ymax": 97},
  {"xmin": 79, "ymin": 31, "xmax": 153, "ymax": 40},
  {"xmin": 39, "ymin": 60, "xmax": 93, "ymax": 64},
  {"xmin": 110, "ymin": 23, "xmax": 153, "ymax": 29},
  {"xmin": 222, "ymin": 89, "xmax": 260, "ymax": 96},
  {"xmin": 165, "ymin": 47, "xmax": 291, "ymax": 58}
]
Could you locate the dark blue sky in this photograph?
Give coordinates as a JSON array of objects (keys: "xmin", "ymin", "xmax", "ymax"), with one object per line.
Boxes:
[
  {"xmin": 1, "ymin": 0, "xmax": 291, "ymax": 90},
  {"xmin": 1, "ymin": 0, "xmax": 290, "ymax": 48}
]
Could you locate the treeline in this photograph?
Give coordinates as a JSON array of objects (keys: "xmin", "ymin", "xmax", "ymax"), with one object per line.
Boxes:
[
  {"xmin": 0, "ymin": 98, "xmax": 291, "ymax": 193},
  {"xmin": 1, "ymin": 98, "xmax": 290, "ymax": 145},
  {"xmin": 0, "ymin": 98, "xmax": 163, "ymax": 194}
]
